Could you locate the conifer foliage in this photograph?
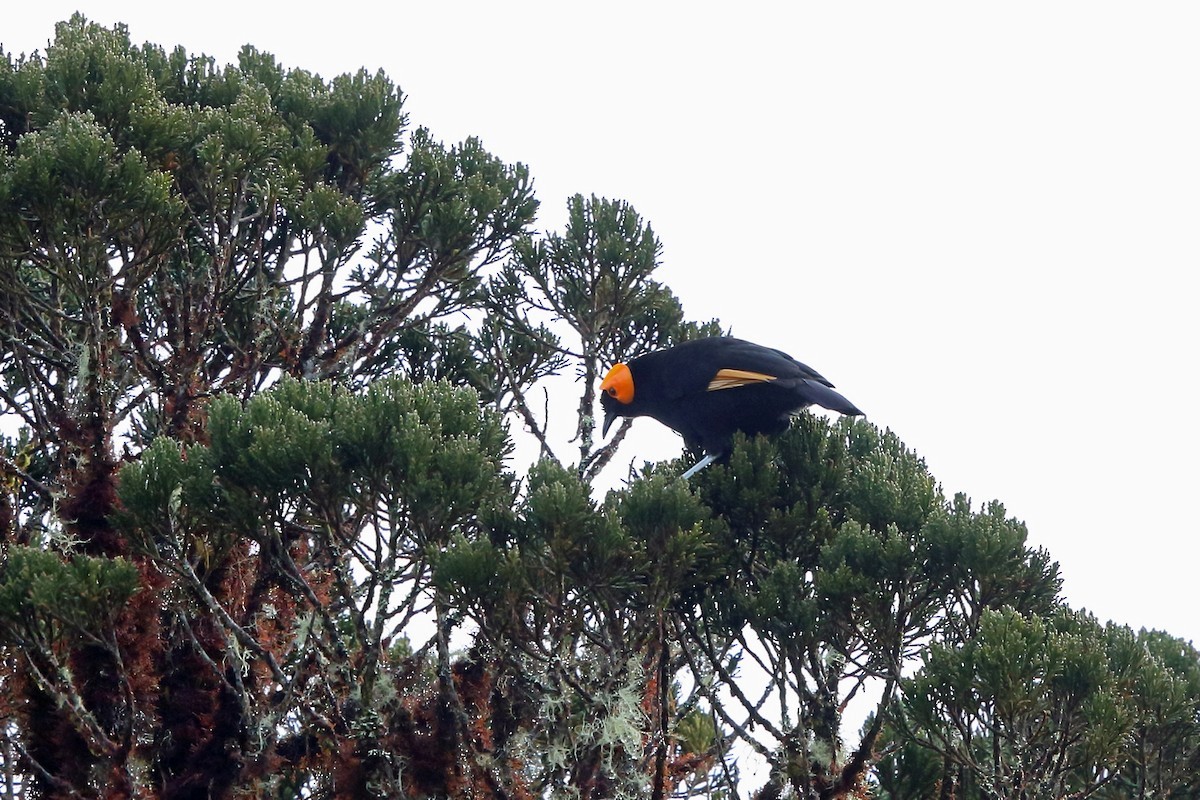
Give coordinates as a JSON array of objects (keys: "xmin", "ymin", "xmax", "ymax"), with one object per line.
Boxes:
[{"xmin": 1, "ymin": 16, "xmax": 1198, "ymax": 800}]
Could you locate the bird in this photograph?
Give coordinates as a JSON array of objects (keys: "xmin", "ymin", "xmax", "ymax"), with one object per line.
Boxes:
[{"xmin": 599, "ymin": 336, "xmax": 863, "ymax": 478}]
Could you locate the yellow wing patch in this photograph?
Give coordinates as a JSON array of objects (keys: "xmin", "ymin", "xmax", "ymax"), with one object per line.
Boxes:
[{"xmin": 707, "ymin": 368, "xmax": 778, "ymax": 391}]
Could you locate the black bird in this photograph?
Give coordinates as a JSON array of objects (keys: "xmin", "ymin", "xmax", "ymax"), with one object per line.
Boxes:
[{"xmin": 599, "ymin": 336, "xmax": 863, "ymax": 478}]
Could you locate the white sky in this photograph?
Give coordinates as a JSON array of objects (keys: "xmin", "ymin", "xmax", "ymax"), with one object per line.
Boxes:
[{"xmin": 6, "ymin": 3, "xmax": 1200, "ymax": 648}]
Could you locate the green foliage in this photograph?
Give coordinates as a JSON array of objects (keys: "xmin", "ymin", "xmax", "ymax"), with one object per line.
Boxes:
[
  {"xmin": 677, "ymin": 415, "xmax": 1062, "ymax": 797},
  {"xmin": 0, "ymin": 546, "xmax": 139, "ymax": 646},
  {"xmin": 676, "ymin": 708, "xmax": 720, "ymax": 756},
  {"xmin": 0, "ymin": 12, "xmax": 542, "ymax": 462},
  {"xmin": 870, "ymin": 710, "xmax": 953, "ymax": 800},
  {"xmin": 437, "ymin": 461, "xmax": 723, "ymax": 796},
  {"xmin": 904, "ymin": 607, "xmax": 1134, "ymax": 798},
  {"xmin": 38, "ymin": 16, "xmax": 157, "ymax": 133},
  {"xmin": 121, "ymin": 376, "xmax": 511, "ymax": 560},
  {"xmin": 506, "ymin": 194, "xmax": 677, "ymax": 360},
  {"xmin": 879, "ymin": 614, "xmax": 1200, "ymax": 799},
  {"xmin": 381, "ymin": 128, "xmax": 536, "ymax": 267},
  {"xmin": 1089, "ymin": 627, "xmax": 1200, "ymax": 798},
  {"xmin": 113, "ymin": 376, "xmax": 516, "ymax": 795},
  {"xmin": 0, "ymin": 111, "xmax": 179, "ymax": 248},
  {"xmin": 441, "ymin": 460, "xmax": 715, "ymax": 619},
  {"xmin": 610, "ymin": 470, "xmax": 716, "ymax": 596}
]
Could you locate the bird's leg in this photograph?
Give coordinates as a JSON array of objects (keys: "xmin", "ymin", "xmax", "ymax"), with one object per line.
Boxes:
[{"xmin": 680, "ymin": 453, "xmax": 719, "ymax": 481}]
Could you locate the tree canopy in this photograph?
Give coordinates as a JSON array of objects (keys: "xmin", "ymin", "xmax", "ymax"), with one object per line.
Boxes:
[{"xmin": 0, "ymin": 15, "xmax": 1197, "ymax": 800}]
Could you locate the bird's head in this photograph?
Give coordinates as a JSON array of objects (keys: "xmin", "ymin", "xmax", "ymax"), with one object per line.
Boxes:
[{"xmin": 599, "ymin": 362, "xmax": 634, "ymax": 436}]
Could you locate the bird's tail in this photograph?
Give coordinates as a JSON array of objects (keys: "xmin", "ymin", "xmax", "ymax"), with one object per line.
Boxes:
[{"xmin": 797, "ymin": 380, "xmax": 863, "ymax": 416}]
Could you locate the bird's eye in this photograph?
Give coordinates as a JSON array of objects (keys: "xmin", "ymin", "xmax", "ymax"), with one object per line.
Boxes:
[{"xmin": 606, "ymin": 387, "xmax": 616, "ymax": 397}]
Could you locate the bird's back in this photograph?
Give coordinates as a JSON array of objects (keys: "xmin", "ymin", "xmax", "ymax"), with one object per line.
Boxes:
[{"xmin": 624, "ymin": 337, "xmax": 861, "ymax": 455}]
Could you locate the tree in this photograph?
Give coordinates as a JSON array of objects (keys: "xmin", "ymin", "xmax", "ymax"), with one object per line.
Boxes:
[
  {"xmin": 2, "ymin": 15, "xmax": 1198, "ymax": 800},
  {"xmin": 115, "ymin": 377, "xmax": 516, "ymax": 796},
  {"xmin": 901, "ymin": 607, "xmax": 1132, "ymax": 799},
  {"xmin": 674, "ymin": 422, "xmax": 1060, "ymax": 799},
  {"xmin": 0, "ymin": 16, "xmax": 704, "ymax": 798},
  {"xmin": 1105, "ymin": 629, "xmax": 1200, "ymax": 798},
  {"xmin": 0, "ymin": 15, "xmax": 538, "ymax": 797},
  {"xmin": 885, "ymin": 610, "xmax": 1200, "ymax": 800},
  {"xmin": 437, "ymin": 461, "xmax": 720, "ymax": 798}
]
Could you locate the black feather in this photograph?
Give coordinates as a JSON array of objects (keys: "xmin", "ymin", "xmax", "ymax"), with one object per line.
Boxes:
[{"xmin": 600, "ymin": 336, "xmax": 862, "ymax": 459}]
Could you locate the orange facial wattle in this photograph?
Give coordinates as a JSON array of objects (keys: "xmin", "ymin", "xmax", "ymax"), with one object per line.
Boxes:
[{"xmin": 600, "ymin": 363, "xmax": 634, "ymax": 405}]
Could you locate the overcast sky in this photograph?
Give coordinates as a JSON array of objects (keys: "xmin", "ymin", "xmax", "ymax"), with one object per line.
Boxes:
[{"xmin": 7, "ymin": 3, "xmax": 1200, "ymax": 646}]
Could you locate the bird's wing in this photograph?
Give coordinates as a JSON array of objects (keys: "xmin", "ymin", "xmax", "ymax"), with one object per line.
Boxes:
[
  {"xmin": 700, "ymin": 340, "xmax": 861, "ymax": 413},
  {"xmin": 638, "ymin": 337, "xmax": 838, "ymax": 400},
  {"xmin": 704, "ymin": 338, "xmax": 836, "ymax": 387}
]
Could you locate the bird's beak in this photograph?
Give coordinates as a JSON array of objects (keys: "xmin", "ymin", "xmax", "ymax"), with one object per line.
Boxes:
[{"xmin": 602, "ymin": 407, "xmax": 618, "ymax": 438}]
